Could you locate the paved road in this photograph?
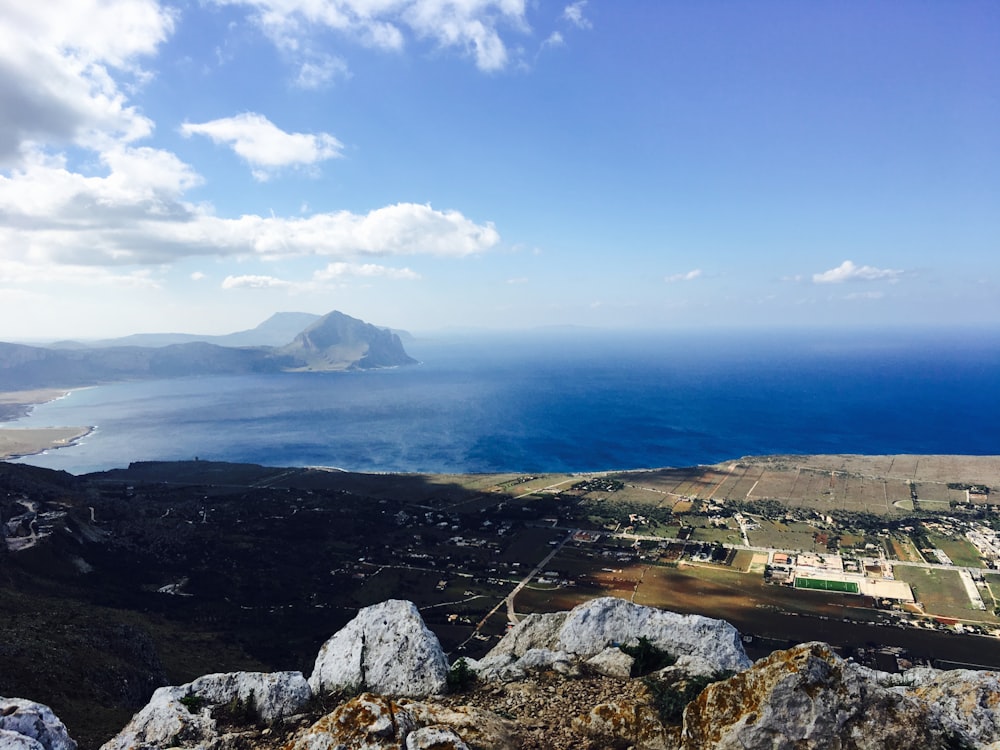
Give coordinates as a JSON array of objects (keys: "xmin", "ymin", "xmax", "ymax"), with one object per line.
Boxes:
[{"xmin": 506, "ymin": 530, "xmax": 575, "ymax": 624}]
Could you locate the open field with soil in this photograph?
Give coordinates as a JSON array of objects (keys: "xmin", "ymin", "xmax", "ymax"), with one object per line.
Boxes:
[
  {"xmin": 618, "ymin": 455, "xmax": 1000, "ymax": 515},
  {"xmin": 895, "ymin": 567, "xmax": 997, "ymax": 622}
]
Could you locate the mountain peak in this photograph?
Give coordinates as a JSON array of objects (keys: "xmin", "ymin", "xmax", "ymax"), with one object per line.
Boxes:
[{"xmin": 280, "ymin": 310, "xmax": 417, "ymax": 371}]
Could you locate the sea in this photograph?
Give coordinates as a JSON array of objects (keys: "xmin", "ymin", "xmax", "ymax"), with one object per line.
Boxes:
[{"xmin": 6, "ymin": 327, "xmax": 1000, "ymax": 476}]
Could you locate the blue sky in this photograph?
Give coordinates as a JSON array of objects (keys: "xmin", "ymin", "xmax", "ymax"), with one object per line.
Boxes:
[{"xmin": 1, "ymin": 0, "xmax": 997, "ymax": 340}]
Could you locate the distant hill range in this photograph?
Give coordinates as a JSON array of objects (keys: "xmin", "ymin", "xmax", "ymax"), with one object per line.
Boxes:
[{"xmin": 0, "ymin": 311, "xmax": 416, "ymax": 390}]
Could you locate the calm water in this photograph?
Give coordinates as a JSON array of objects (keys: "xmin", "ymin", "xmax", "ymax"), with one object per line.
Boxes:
[{"xmin": 6, "ymin": 328, "xmax": 1000, "ymax": 475}]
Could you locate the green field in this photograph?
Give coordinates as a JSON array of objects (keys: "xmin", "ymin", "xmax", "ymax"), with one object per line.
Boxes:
[
  {"xmin": 895, "ymin": 567, "xmax": 999, "ymax": 622},
  {"xmin": 794, "ymin": 577, "xmax": 859, "ymax": 594}
]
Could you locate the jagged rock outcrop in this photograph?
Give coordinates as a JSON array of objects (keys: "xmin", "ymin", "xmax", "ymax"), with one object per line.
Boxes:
[
  {"xmin": 887, "ymin": 666, "xmax": 1000, "ymax": 746},
  {"xmin": 10, "ymin": 599, "xmax": 1000, "ymax": 750},
  {"xmin": 100, "ymin": 671, "xmax": 310, "ymax": 750},
  {"xmin": 397, "ymin": 700, "xmax": 513, "ymax": 750},
  {"xmin": 287, "ymin": 693, "xmax": 416, "ymax": 750},
  {"xmin": 573, "ymin": 698, "xmax": 676, "ymax": 750},
  {"xmin": 0, "ymin": 698, "xmax": 77, "ymax": 750},
  {"xmin": 682, "ymin": 642, "xmax": 993, "ymax": 749},
  {"xmin": 471, "ymin": 597, "xmax": 751, "ymax": 681},
  {"xmin": 285, "ymin": 693, "xmax": 509, "ymax": 750},
  {"xmin": 309, "ymin": 599, "xmax": 450, "ymax": 698}
]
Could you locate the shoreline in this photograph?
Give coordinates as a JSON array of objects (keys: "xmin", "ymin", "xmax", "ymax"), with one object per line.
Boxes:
[
  {"xmin": 0, "ymin": 426, "xmax": 95, "ymax": 461},
  {"xmin": 0, "ymin": 388, "xmax": 94, "ymax": 460}
]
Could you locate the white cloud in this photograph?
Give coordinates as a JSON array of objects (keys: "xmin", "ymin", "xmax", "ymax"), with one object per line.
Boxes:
[
  {"xmin": 0, "ymin": 1, "xmax": 502, "ymax": 301},
  {"xmin": 562, "ymin": 1, "xmax": 591, "ymax": 29},
  {"xmin": 506, "ymin": 277, "xmax": 528, "ymax": 284},
  {"xmin": 190, "ymin": 271, "xmax": 207, "ymax": 281},
  {"xmin": 665, "ymin": 269, "xmax": 702, "ymax": 283},
  {"xmin": 0, "ymin": 0, "xmax": 174, "ymax": 165},
  {"xmin": 542, "ymin": 31, "xmax": 564, "ymax": 49},
  {"xmin": 0, "ymin": 145, "xmax": 202, "ymax": 266},
  {"xmin": 180, "ymin": 113, "xmax": 343, "ymax": 179},
  {"xmin": 0, "ymin": 143, "xmax": 500, "ymax": 267},
  {"xmin": 294, "ymin": 54, "xmax": 351, "ymax": 89},
  {"xmin": 812, "ymin": 260, "xmax": 903, "ymax": 284},
  {"xmin": 222, "ymin": 274, "xmax": 298, "ymax": 289},
  {"xmin": 211, "ymin": 0, "xmax": 529, "ymax": 72},
  {"xmin": 314, "ymin": 262, "xmax": 420, "ymax": 280}
]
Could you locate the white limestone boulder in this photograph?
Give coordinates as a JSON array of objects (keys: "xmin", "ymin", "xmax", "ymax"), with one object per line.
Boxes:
[
  {"xmin": 0, "ymin": 699, "xmax": 76, "ymax": 750},
  {"xmin": 182, "ymin": 670, "xmax": 312, "ymax": 723},
  {"xmin": 100, "ymin": 670, "xmax": 310, "ymax": 750},
  {"xmin": 309, "ymin": 600, "xmax": 449, "ymax": 697},
  {"xmin": 585, "ymin": 646, "xmax": 636, "ymax": 679},
  {"xmin": 405, "ymin": 726, "xmax": 470, "ymax": 750},
  {"xmin": 480, "ymin": 612, "xmax": 568, "ymax": 660},
  {"xmin": 475, "ymin": 597, "xmax": 750, "ymax": 681},
  {"xmin": 0, "ymin": 728, "xmax": 45, "ymax": 750},
  {"xmin": 557, "ymin": 598, "xmax": 750, "ymax": 672}
]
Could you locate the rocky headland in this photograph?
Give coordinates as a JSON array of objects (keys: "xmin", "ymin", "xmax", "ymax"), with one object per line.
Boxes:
[
  {"xmin": 0, "ymin": 310, "xmax": 414, "ymax": 393},
  {"xmin": 4, "ymin": 596, "xmax": 999, "ymax": 750}
]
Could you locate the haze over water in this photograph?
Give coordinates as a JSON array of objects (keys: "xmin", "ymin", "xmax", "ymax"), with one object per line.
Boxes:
[{"xmin": 9, "ymin": 329, "xmax": 1000, "ymax": 476}]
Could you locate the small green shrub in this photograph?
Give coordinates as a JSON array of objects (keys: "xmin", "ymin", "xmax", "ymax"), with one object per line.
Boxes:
[
  {"xmin": 619, "ymin": 636, "xmax": 676, "ymax": 677},
  {"xmin": 644, "ymin": 670, "xmax": 735, "ymax": 724},
  {"xmin": 447, "ymin": 658, "xmax": 477, "ymax": 692},
  {"xmin": 216, "ymin": 690, "xmax": 258, "ymax": 727},
  {"xmin": 178, "ymin": 692, "xmax": 204, "ymax": 714}
]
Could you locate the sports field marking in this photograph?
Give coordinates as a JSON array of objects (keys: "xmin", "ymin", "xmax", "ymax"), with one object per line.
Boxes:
[{"xmin": 794, "ymin": 577, "xmax": 859, "ymax": 594}]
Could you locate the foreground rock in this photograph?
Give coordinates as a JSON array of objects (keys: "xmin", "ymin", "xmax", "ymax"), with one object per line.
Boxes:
[
  {"xmin": 471, "ymin": 597, "xmax": 751, "ymax": 682},
  {"xmin": 309, "ymin": 599, "xmax": 450, "ymax": 698},
  {"xmin": 100, "ymin": 671, "xmax": 310, "ymax": 750},
  {"xmin": 285, "ymin": 693, "xmax": 510, "ymax": 750},
  {"xmin": 9, "ymin": 598, "xmax": 1000, "ymax": 750},
  {"xmin": 684, "ymin": 642, "xmax": 1000, "ymax": 749},
  {"xmin": 0, "ymin": 698, "xmax": 77, "ymax": 750}
]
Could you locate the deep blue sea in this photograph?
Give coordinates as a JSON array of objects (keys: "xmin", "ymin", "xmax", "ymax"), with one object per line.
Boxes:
[{"xmin": 6, "ymin": 328, "xmax": 1000, "ymax": 475}]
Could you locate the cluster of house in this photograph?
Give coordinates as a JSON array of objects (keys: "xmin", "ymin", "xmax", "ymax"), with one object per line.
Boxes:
[
  {"xmin": 767, "ymin": 550, "xmax": 915, "ymax": 603},
  {"xmin": 966, "ymin": 525, "xmax": 1000, "ymax": 567}
]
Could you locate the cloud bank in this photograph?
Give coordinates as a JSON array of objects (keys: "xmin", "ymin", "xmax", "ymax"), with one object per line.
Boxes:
[
  {"xmin": 212, "ymin": 0, "xmax": 531, "ymax": 72},
  {"xmin": 0, "ymin": 0, "xmax": 503, "ymax": 295},
  {"xmin": 813, "ymin": 260, "xmax": 903, "ymax": 284}
]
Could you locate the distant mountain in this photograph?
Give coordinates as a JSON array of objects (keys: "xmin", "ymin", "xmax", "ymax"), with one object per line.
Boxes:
[
  {"xmin": 77, "ymin": 311, "xmax": 325, "ymax": 349},
  {"xmin": 279, "ymin": 311, "xmax": 417, "ymax": 371},
  {"xmin": 0, "ymin": 311, "xmax": 414, "ymax": 390},
  {"xmin": 214, "ymin": 311, "xmax": 324, "ymax": 347}
]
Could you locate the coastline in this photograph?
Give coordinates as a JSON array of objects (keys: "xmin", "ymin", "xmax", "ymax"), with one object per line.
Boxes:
[{"xmin": 0, "ymin": 388, "xmax": 94, "ymax": 460}]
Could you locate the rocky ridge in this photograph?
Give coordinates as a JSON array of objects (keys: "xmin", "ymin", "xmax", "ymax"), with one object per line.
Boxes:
[
  {"xmin": 0, "ymin": 310, "xmax": 413, "ymax": 390},
  {"xmin": 3, "ymin": 596, "xmax": 1000, "ymax": 750}
]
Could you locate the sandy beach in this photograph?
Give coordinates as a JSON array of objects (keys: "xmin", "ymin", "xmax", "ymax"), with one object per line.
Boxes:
[{"xmin": 0, "ymin": 389, "xmax": 93, "ymax": 460}]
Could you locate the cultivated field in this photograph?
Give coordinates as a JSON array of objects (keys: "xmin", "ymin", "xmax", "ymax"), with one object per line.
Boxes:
[{"xmin": 615, "ymin": 455, "xmax": 1000, "ymax": 515}]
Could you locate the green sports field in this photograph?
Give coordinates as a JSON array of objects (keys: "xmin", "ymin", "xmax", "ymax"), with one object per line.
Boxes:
[{"xmin": 794, "ymin": 577, "xmax": 859, "ymax": 594}]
